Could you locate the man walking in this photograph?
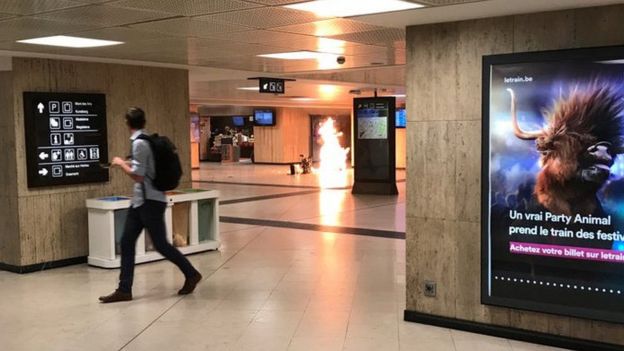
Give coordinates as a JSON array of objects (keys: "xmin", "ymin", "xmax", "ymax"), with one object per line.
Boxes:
[{"xmin": 99, "ymin": 107, "xmax": 202, "ymax": 303}]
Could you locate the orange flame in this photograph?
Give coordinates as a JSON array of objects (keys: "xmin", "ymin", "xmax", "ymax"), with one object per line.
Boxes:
[{"xmin": 316, "ymin": 118, "xmax": 350, "ymax": 188}]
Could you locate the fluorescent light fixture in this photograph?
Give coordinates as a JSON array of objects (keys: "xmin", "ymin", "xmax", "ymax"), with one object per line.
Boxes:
[
  {"xmin": 237, "ymin": 87, "xmax": 260, "ymax": 91},
  {"xmin": 17, "ymin": 35, "xmax": 123, "ymax": 48},
  {"xmin": 258, "ymin": 51, "xmax": 338, "ymax": 60},
  {"xmin": 393, "ymin": 94, "xmax": 406, "ymax": 98},
  {"xmin": 285, "ymin": 0, "xmax": 424, "ymax": 17}
]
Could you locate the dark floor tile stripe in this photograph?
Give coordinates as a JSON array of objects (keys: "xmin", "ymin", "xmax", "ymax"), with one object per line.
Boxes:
[
  {"xmin": 193, "ymin": 179, "xmax": 405, "ymax": 190},
  {"xmin": 220, "ymin": 190, "xmax": 321, "ymax": 205},
  {"xmin": 219, "ymin": 216, "xmax": 405, "ymax": 240},
  {"xmin": 193, "ymin": 180, "xmax": 326, "ymax": 189}
]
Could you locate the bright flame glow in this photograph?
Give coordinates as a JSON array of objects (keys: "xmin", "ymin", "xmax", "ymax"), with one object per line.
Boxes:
[
  {"xmin": 315, "ymin": 118, "xmax": 350, "ymax": 189},
  {"xmin": 285, "ymin": 0, "xmax": 424, "ymax": 17},
  {"xmin": 17, "ymin": 35, "xmax": 123, "ymax": 48}
]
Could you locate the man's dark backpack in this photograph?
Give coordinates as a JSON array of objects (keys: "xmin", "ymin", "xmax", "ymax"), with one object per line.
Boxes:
[{"xmin": 136, "ymin": 134, "xmax": 183, "ymax": 191}]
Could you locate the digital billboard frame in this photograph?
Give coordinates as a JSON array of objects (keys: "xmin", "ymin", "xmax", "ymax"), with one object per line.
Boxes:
[{"xmin": 481, "ymin": 45, "xmax": 624, "ymax": 324}]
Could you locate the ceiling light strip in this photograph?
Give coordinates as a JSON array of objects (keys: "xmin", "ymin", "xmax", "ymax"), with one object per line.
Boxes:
[
  {"xmin": 285, "ymin": 0, "xmax": 424, "ymax": 18},
  {"xmin": 17, "ymin": 35, "xmax": 123, "ymax": 48}
]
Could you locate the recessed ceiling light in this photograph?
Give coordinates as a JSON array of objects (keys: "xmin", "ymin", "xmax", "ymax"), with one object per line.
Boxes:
[
  {"xmin": 17, "ymin": 35, "xmax": 123, "ymax": 48},
  {"xmin": 237, "ymin": 87, "xmax": 260, "ymax": 91},
  {"xmin": 258, "ymin": 51, "xmax": 338, "ymax": 60},
  {"xmin": 285, "ymin": 0, "xmax": 424, "ymax": 17}
]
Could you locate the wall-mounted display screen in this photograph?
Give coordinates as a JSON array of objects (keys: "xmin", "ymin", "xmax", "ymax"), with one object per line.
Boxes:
[
  {"xmin": 23, "ymin": 92, "xmax": 108, "ymax": 188},
  {"xmin": 482, "ymin": 46, "xmax": 624, "ymax": 323},
  {"xmin": 232, "ymin": 116, "xmax": 245, "ymax": 127},
  {"xmin": 254, "ymin": 109, "xmax": 276, "ymax": 126},
  {"xmin": 396, "ymin": 108, "xmax": 406, "ymax": 128}
]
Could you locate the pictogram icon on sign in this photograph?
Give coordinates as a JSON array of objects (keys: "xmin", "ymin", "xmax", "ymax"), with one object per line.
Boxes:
[
  {"xmin": 89, "ymin": 147, "xmax": 100, "ymax": 160},
  {"xmin": 49, "ymin": 101, "xmax": 60, "ymax": 114},
  {"xmin": 77, "ymin": 148, "xmax": 88, "ymax": 161},
  {"xmin": 50, "ymin": 133, "xmax": 62, "ymax": 146},
  {"xmin": 64, "ymin": 149, "xmax": 75, "ymax": 161},
  {"xmin": 52, "ymin": 165, "xmax": 63, "ymax": 177},
  {"xmin": 50, "ymin": 117, "xmax": 60, "ymax": 130},
  {"xmin": 51, "ymin": 149, "xmax": 62, "ymax": 162},
  {"xmin": 62, "ymin": 102, "xmax": 73, "ymax": 114},
  {"xmin": 63, "ymin": 133, "xmax": 74, "ymax": 145},
  {"xmin": 63, "ymin": 117, "xmax": 73, "ymax": 130}
]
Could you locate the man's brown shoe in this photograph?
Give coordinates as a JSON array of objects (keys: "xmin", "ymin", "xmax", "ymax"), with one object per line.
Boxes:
[
  {"xmin": 178, "ymin": 273, "xmax": 202, "ymax": 295},
  {"xmin": 99, "ymin": 290, "xmax": 132, "ymax": 303}
]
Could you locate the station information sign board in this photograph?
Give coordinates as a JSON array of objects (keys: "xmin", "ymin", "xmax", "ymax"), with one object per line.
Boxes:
[
  {"xmin": 351, "ymin": 96, "xmax": 398, "ymax": 195},
  {"xmin": 23, "ymin": 92, "xmax": 109, "ymax": 188}
]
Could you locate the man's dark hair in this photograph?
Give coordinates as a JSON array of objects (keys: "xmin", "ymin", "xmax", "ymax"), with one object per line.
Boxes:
[{"xmin": 125, "ymin": 107, "xmax": 146, "ymax": 130}]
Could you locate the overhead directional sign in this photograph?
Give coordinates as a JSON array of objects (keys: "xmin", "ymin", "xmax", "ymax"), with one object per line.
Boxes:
[
  {"xmin": 24, "ymin": 92, "xmax": 109, "ymax": 188},
  {"xmin": 259, "ymin": 77, "xmax": 286, "ymax": 94}
]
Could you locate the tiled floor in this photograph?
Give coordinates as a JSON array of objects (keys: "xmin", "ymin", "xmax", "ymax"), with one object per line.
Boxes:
[
  {"xmin": 0, "ymin": 164, "xmax": 566, "ymax": 350},
  {"xmin": 191, "ymin": 162, "xmax": 406, "ymax": 188}
]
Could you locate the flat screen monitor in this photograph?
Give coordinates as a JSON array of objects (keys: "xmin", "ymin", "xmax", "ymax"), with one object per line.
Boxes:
[
  {"xmin": 254, "ymin": 109, "xmax": 276, "ymax": 126},
  {"xmin": 232, "ymin": 116, "xmax": 245, "ymax": 127},
  {"xmin": 482, "ymin": 45, "xmax": 624, "ymax": 324},
  {"xmin": 396, "ymin": 109, "xmax": 406, "ymax": 128}
]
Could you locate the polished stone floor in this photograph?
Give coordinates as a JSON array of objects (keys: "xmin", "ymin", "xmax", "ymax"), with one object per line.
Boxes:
[
  {"xmin": 191, "ymin": 161, "xmax": 406, "ymax": 188},
  {"xmin": 0, "ymin": 164, "xmax": 565, "ymax": 350}
]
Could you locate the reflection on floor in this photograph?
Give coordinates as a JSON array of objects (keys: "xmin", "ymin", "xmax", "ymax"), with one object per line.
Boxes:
[
  {"xmin": 0, "ymin": 164, "xmax": 566, "ymax": 351},
  {"xmin": 192, "ymin": 162, "xmax": 406, "ymax": 189}
]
